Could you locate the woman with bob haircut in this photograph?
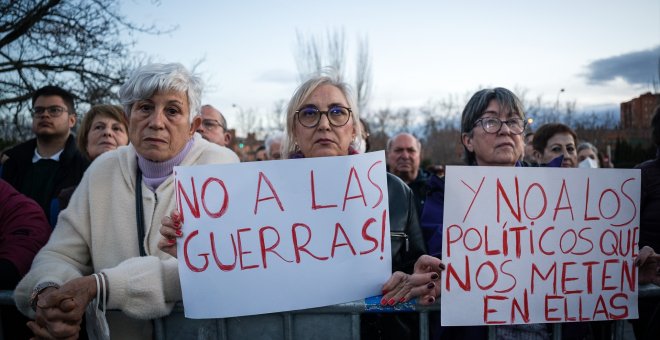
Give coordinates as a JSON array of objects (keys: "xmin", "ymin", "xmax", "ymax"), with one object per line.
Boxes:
[
  {"xmin": 382, "ymin": 88, "xmax": 574, "ymax": 339},
  {"xmin": 50, "ymin": 104, "xmax": 130, "ymax": 224},
  {"xmin": 531, "ymin": 123, "xmax": 578, "ymax": 168},
  {"xmin": 77, "ymin": 104, "xmax": 129, "ymax": 161},
  {"xmin": 15, "ymin": 63, "xmax": 239, "ymax": 339}
]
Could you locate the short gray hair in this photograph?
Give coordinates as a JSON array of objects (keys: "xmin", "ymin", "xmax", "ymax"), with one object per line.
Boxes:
[
  {"xmin": 461, "ymin": 87, "xmax": 525, "ymax": 165},
  {"xmin": 119, "ymin": 63, "xmax": 203, "ymax": 123},
  {"xmin": 282, "ymin": 70, "xmax": 362, "ymax": 158},
  {"xmin": 386, "ymin": 132, "xmax": 421, "ymax": 152},
  {"xmin": 577, "ymin": 142, "xmax": 598, "ymax": 154},
  {"xmin": 201, "ymin": 104, "xmax": 228, "ymax": 130},
  {"xmin": 265, "ymin": 131, "xmax": 284, "ymax": 154}
]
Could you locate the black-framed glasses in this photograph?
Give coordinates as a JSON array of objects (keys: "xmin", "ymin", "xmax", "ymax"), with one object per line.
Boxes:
[
  {"xmin": 201, "ymin": 119, "xmax": 226, "ymax": 131},
  {"xmin": 295, "ymin": 106, "xmax": 352, "ymax": 128},
  {"xmin": 474, "ymin": 117, "xmax": 526, "ymax": 135},
  {"xmin": 31, "ymin": 106, "xmax": 68, "ymax": 118}
]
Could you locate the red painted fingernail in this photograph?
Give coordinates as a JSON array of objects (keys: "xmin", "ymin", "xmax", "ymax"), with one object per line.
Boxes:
[
  {"xmin": 388, "ymin": 298, "xmax": 395, "ymax": 306},
  {"xmin": 431, "ymin": 273, "xmax": 439, "ymax": 280},
  {"xmin": 176, "ymin": 230, "xmax": 182, "ymax": 236},
  {"xmin": 439, "ymin": 263, "xmax": 446, "ymax": 270},
  {"xmin": 427, "ymin": 282, "xmax": 435, "ymax": 289},
  {"xmin": 168, "ymin": 239, "xmax": 175, "ymax": 244},
  {"xmin": 399, "ymin": 297, "xmax": 406, "ymax": 303},
  {"xmin": 380, "ymin": 297, "xmax": 387, "ymax": 305},
  {"xmin": 382, "ymin": 289, "xmax": 388, "ymax": 295},
  {"xmin": 428, "ymin": 297, "xmax": 435, "ymax": 303}
]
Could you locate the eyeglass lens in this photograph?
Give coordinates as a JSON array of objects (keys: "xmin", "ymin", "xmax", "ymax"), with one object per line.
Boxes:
[
  {"xmin": 479, "ymin": 118, "xmax": 525, "ymax": 134},
  {"xmin": 297, "ymin": 106, "xmax": 350, "ymax": 127},
  {"xmin": 32, "ymin": 106, "xmax": 66, "ymax": 117}
]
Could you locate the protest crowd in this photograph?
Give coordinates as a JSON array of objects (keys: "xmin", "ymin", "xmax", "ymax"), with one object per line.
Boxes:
[{"xmin": 0, "ymin": 62, "xmax": 659, "ymax": 340}]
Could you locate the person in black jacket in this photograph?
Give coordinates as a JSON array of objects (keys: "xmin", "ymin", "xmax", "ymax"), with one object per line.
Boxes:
[
  {"xmin": 1, "ymin": 86, "xmax": 89, "ymax": 226},
  {"xmin": 387, "ymin": 133, "xmax": 430, "ymax": 217},
  {"xmin": 631, "ymin": 104, "xmax": 660, "ymax": 340}
]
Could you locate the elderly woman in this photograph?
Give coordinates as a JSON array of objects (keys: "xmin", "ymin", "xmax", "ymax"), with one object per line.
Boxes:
[
  {"xmin": 384, "ymin": 89, "xmax": 606, "ymax": 340},
  {"xmin": 160, "ymin": 72, "xmax": 425, "ymax": 339},
  {"xmin": 15, "ymin": 63, "xmax": 239, "ymax": 339},
  {"xmin": 577, "ymin": 142, "xmax": 600, "ymax": 168},
  {"xmin": 283, "ymin": 74, "xmax": 425, "ymax": 274},
  {"xmin": 531, "ymin": 123, "xmax": 578, "ymax": 168},
  {"xmin": 51, "ymin": 105, "xmax": 130, "ymax": 224},
  {"xmin": 77, "ymin": 104, "xmax": 129, "ymax": 161}
]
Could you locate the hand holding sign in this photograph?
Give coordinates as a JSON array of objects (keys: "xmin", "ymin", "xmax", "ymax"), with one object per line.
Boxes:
[
  {"xmin": 381, "ymin": 255, "xmax": 445, "ymax": 305},
  {"xmin": 159, "ymin": 209, "xmax": 182, "ymax": 258},
  {"xmin": 637, "ymin": 246, "xmax": 660, "ymax": 286}
]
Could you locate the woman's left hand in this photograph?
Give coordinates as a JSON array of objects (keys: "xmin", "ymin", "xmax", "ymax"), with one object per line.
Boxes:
[{"xmin": 636, "ymin": 246, "xmax": 660, "ymax": 286}]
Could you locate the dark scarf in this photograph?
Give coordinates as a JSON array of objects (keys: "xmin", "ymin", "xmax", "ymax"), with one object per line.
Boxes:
[{"xmin": 288, "ymin": 147, "xmax": 359, "ymax": 159}]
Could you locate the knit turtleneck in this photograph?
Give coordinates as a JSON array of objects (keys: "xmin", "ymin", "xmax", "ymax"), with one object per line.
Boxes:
[{"xmin": 137, "ymin": 138, "xmax": 194, "ymax": 191}]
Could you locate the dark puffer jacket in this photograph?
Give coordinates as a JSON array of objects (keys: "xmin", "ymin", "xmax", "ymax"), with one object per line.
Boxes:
[{"xmin": 386, "ymin": 173, "xmax": 426, "ymax": 273}]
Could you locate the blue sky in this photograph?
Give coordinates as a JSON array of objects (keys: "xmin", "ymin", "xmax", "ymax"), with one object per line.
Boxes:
[{"xmin": 122, "ymin": 0, "xmax": 660, "ymax": 132}]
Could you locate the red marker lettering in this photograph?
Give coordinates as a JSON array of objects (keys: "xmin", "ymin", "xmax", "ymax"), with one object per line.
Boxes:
[
  {"xmin": 310, "ymin": 170, "xmax": 338, "ymax": 210},
  {"xmin": 254, "ymin": 171, "xmax": 285, "ymax": 215}
]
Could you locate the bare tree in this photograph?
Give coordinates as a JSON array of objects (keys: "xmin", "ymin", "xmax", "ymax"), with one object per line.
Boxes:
[
  {"xmin": 0, "ymin": 0, "xmax": 171, "ymax": 139},
  {"xmin": 234, "ymin": 104, "xmax": 259, "ymax": 137},
  {"xmin": 354, "ymin": 35, "xmax": 372, "ymax": 113},
  {"xmin": 369, "ymin": 107, "xmax": 395, "ymax": 135},
  {"xmin": 269, "ymin": 99, "xmax": 287, "ymax": 131},
  {"xmin": 652, "ymin": 57, "xmax": 660, "ymax": 93},
  {"xmin": 293, "ymin": 28, "xmax": 372, "ymax": 112},
  {"xmin": 394, "ymin": 108, "xmax": 413, "ymax": 133},
  {"xmin": 294, "ymin": 30, "xmax": 323, "ymax": 82}
]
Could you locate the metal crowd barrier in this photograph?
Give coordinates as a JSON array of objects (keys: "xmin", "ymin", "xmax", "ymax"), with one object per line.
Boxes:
[{"xmin": 2, "ymin": 285, "xmax": 659, "ymax": 340}]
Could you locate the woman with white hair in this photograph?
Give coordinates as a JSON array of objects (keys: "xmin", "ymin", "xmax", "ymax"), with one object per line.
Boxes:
[{"xmin": 15, "ymin": 63, "xmax": 239, "ymax": 339}]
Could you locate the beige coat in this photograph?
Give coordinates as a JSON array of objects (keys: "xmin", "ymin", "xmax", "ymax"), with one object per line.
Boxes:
[{"xmin": 15, "ymin": 134, "xmax": 239, "ymax": 339}]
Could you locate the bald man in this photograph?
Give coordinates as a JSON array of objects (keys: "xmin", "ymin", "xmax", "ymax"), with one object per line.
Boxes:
[
  {"xmin": 196, "ymin": 105, "xmax": 231, "ymax": 146},
  {"xmin": 386, "ymin": 133, "xmax": 430, "ymax": 217}
]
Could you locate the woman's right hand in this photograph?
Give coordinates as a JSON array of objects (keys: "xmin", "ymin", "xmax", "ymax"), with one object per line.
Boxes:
[
  {"xmin": 637, "ymin": 246, "xmax": 660, "ymax": 286},
  {"xmin": 158, "ymin": 209, "xmax": 182, "ymax": 258},
  {"xmin": 380, "ymin": 255, "xmax": 445, "ymax": 306}
]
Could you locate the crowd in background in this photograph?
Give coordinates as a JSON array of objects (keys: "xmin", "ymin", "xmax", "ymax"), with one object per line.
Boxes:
[{"xmin": 0, "ymin": 63, "xmax": 659, "ymax": 340}]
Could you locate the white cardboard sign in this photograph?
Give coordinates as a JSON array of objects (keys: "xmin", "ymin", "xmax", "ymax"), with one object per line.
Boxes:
[
  {"xmin": 441, "ymin": 166, "xmax": 640, "ymax": 326},
  {"xmin": 174, "ymin": 151, "xmax": 391, "ymax": 318}
]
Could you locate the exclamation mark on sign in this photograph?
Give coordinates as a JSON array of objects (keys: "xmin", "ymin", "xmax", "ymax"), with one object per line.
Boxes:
[{"xmin": 380, "ymin": 209, "xmax": 387, "ymax": 260}]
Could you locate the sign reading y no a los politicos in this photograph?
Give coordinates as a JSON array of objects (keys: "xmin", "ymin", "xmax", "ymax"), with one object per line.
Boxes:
[
  {"xmin": 441, "ymin": 166, "xmax": 640, "ymax": 326},
  {"xmin": 174, "ymin": 151, "xmax": 391, "ymax": 318}
]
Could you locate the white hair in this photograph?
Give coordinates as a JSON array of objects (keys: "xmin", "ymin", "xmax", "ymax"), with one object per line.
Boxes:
[{"xmin": 119, "ymin": 63, "xmax": 203, "ymax": 123}]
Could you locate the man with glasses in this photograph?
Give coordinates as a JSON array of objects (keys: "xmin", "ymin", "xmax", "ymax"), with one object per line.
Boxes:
[
  {"xmin": 196, "ymin": 104, "xmax": 232, "ymax": 147},
  {"xmin": 1, "ymin": 86, "xmax": 88, "ymax": 226}
]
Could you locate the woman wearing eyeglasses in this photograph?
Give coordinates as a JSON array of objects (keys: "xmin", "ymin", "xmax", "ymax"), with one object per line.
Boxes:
[
  {"xmin": 381, "ymin": 88, "xmax": 589, "ymax": 340},
  {"xmin": 283, "ymin": 72, "xmax": 428, "ymax": 339},
  {"xmin": 159, "ymin": 71, "xmax": 426, "ymax": 339},
  {"xmin": 15, "ymin": 63, "xmax": 240, "ymax": 340}
]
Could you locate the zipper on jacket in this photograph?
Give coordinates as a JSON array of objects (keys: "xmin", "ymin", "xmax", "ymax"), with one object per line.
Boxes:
[{"xmin": 390, "ymin": 232, "xmax": 409, "ymax": 252}]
